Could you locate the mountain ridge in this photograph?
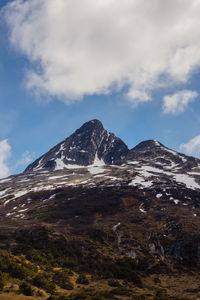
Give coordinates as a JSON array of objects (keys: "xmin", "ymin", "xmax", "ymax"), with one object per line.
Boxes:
[{"xmin": 24, "ymin": 119, "xmax": 197, "ymax": 174}]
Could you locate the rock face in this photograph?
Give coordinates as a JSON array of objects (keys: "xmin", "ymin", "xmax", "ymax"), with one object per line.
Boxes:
[{"xmin": 25, "ymin": 119, "xmax": 128, "ymax": 172}]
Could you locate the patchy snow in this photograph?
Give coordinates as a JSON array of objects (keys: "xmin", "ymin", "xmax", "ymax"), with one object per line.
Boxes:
[
  {"xmin": 94, "ymin": 174, "xmax": 106, "ymax": 178},
  {"xmin": 165, "ymin": 162, "xmax": 179, "ymax": 169},
  {"xmin": 127, "ymin": 161, "xmax": 139, "ymax": 165},
  {"xmin": 93, "ymin": 153, "xmax": 105, "ymax": 166},
  {"xmin": 18, "ymin": 208, "xmax": 28, "ymax": 212},
  {"xmin": 0, "ymin": 188, "xmax": 10, "ymax": 197},
  {"xmin": 105, "ymin": 176, "xmax": 118, "ymax": 181},
  {"xmin": 112, "ymin": 222, "xmax": 121, "ymax": 232},
  {"xmin": 88, "ymin": 153, "xmax": 105, "ymax": 174},
  {"xmin": 173, "ymin": 174, "xmax": 200, "ymax": 190},
  {"xmin": 15, "ymin": 190, "xmax": 29, "ymax": 198},
  {"xmin": 18, "ymin": 178, "xmax": 30, "ymax": 182},
  {"xmin": 15, "ymin": 214, "xmax": 25, "ymax": 218},
  {"xmin": 188, "ymin": 171, "xmax": 200, "ymax": 175},
  {"xmin": 65, "ymin": 157, "xmax": 76, "ymax": 162},
  {"xmin": 153, "ymin": 140, "xmax": 160, "ymax": 146},
  {"xmin": 4, "ymin": 199, "xmax": 13, "ymax": 206},
  {"xmin": 54, "ymin": 158, "xmax": 66, "ymax": 170},
  {"xmin": 88, "ymin": 167, "xmax": 105, "ymax": 175},
  {"xmin": 139, "ymin": 203, "xmax": 147, "ymax": 213},
  {"xmin": 139, "ymin": 208, "xmax": 147, "ymax": 213},
  {"xmin": 33, "ymin": 158, "xmax": 43, "ymax": 171},
  {"xmin": 6, "ymin": 212, "xmax": 15, "ymax": 217},
  {"xmin": 174, "ymin": 199, "xmax": 180, "ymax": 204},
  {"xmin": 139, "ymin": 165, "xmax": 171, "ymax": 175},
  {"xmin": 156, "ymin": 194, "xmax": 162, "ymax": 198},
  {"xmin": 129, "ymin": 176, "xmax": 153, "ymax": 188},
  {"xmin": 0, "ymin": 178, "xmax": 12, "ymax": 183}
]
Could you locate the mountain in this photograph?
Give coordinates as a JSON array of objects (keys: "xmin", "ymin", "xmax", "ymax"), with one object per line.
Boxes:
[
  {"xmin": 0, "ymin": 120, "xmax": 200, "ymax": 299},
  {"xmin": 25, "ymin": 119, "xmax": 128, "ymax": 172}
]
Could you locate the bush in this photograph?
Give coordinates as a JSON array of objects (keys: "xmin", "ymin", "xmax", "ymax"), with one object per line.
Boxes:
[
  {"xmin": 33, "ymin": 273, "xmax": 56, "ymax": 294},
  {"xmin": 155, "ymin": 289, "xmax": 168, "ymax": 300},
  {"xmin": 0, "ymin": 276, "xmax": 4, "ymax": 292},
  {"xmin": 108, "ymin": 279, "xmax": 121, "ymax": 287},
  {"xmin": 76, "ymin": 274, "xmax": 89, "ymax": 285},
  {"xmin": 36, "ymin": 289, "xmax": 45, "ymax": 297},
  {"xmin": 53, "ymin": 271, "xmax": 73, "ymax": 290},
  {"xmin": 19, "ymin": 282, "xmax": 34, "ymax": 296}
]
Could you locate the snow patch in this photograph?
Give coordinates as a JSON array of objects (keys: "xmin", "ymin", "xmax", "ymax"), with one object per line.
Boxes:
[
  {"xmin": 15, "ymin": 190, "xmax": 29, "ymax": 198},
  {"xmin": 129, "ymin": 176, "xmax": 153, "ymax": 188},
  {"xmin": 156, "ymin": 194, "xmax": 162, "ymax": 198},
  {"xmin": 112, "ymin": 222, "xmax": 121, "ymax": 231},
  {"xmin": 174, "ymin": 199, "xmax": 180, "ymax": 204},
  {"xmin": 173, "ymin": 174, "xmax": 200, "ymax": 190}
]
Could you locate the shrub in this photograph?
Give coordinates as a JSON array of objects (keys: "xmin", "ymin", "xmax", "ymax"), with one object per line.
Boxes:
[
  {"xmin": 53, "ymin": 271, "xmax": 73, "ymax": 290},
  {"xmin": 0, "ymin": 277, "xmax": 4, "ymax": 292},
  {"xmin": 108, "ymin": 279, "xmax": 121, "ymax": 287},
  {"xmin": 19, "ymin": 282, "xmax": 34, "ymax": 296},
  {"xmin": 76, "ymin": 274, "xmax": 89, "ymax": 285}
]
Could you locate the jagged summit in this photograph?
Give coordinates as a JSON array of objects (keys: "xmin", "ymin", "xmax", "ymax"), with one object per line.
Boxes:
[{"xmin": 24, "ymin": 119, "xmax": 128, "ymax": 172}]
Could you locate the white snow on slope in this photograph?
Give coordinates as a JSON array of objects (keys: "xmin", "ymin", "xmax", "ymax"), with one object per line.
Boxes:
[
  {"xmin": 173, "ymin": 174, "xmax": 200, "ymax": 190},
  {"xmin": 88, "ymin": 153, "xmax": 105, "ymax": 174},
  {"xmin": 129, "ymin": 176, "xmax": 153, "ymax": 188},
  {"xmin": 15, "ymin": 190, "xmax": 29, "ymax": 198}
]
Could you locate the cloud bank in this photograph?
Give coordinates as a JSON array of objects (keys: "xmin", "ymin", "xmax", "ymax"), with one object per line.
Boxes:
[
  {"xmin": 0, "ymin": 139, "xmax": 11, "ymax": 179},
  {"xmin": 162, "ymin": 90, "xmax": 198, "ymax": 114},
  {"xmin": 3, "ymin": 0, "xmax": 200, "ymax": 107}
]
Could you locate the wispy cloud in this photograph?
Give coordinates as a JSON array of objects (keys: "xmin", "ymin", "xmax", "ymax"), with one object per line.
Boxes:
[
  {"xmin": 179, "ymin": 135, "xmax": 200, "ymax": 158},
  {"xmin": 0, "ymin": 139, "xmax": 11, "ymax": 179},
  {"xmin": 3, "ymin": 0, "xmax": 200, "ymax": 107},
  {"xmin": 162, "ymin": 90, "xmax": 198, "ymax": 114},
  {"xmin": 15, "ymin": 150, "xmax": 35, "ymax": 169}
]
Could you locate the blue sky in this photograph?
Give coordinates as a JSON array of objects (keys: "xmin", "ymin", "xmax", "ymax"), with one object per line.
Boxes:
[{"xmin": 1, "ymin": 0, "xmax": 200, "ymax": 178}]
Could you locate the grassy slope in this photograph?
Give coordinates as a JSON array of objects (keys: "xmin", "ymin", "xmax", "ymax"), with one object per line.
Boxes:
[{"xmin": 0, "ymin": 186, "xmax": 199, "ymax": 299}]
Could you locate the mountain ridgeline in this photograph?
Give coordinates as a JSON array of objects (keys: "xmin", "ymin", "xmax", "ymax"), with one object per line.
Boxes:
[{"xmin": 24, "ymin": 119, "xmax": 197, "ymax": 173}]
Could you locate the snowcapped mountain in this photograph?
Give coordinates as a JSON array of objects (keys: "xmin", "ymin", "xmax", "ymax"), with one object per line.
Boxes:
[
  {"xmin": 25, "ymin": 119, "xmax": 128, "ymax": 172},
  {"xmin": 1, "ymin": 120, "xmax": 200, "ymax": 299},
  {"xmin": 0, "ymin": 119, "xmax": 200, "ymax": 220}
]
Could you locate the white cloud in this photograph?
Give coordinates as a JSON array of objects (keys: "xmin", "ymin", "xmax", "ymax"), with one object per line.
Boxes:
[
  {"xmin": 3, "ymin": 0, "xmax": 200, "ymax": 105},
  {"xmin": 0, "ymin": 139, "xmax": 11, "ymax": 179},
  {"xmin": 179, "ymin": 135, "xmax": 200, "ymax": 157},
  {"xmin": 162, "ymin": 90, "xmax": 198, "ymax": 114}
]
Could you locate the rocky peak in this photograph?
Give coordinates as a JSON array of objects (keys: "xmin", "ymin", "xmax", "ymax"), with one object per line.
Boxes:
[
  {"xmin": 126, "ymin": 139, "xmax": 198, "ymax": 170},
  {"xmin": 24, "ymin": 119, "xmax": 128, "ymax": 172}
]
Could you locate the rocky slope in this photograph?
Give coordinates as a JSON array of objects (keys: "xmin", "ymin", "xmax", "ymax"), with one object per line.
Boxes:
[{"xmin": 0, "ymin": 120, "xmax": 200, "ymax": 299}]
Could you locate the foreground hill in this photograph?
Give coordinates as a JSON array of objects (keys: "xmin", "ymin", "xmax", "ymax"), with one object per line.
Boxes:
[{"xmin": 0, "ymin": 120, "xmax": 200, "ymax": 299}]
